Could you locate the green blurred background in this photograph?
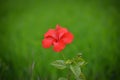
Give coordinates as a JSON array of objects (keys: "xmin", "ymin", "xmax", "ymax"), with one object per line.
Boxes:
[{"xmin": 0, "ymin": 0, "xmax": 120, "ymax": 80}]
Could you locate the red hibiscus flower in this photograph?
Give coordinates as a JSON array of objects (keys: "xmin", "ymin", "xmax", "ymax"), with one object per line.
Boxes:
[{"xmin": 42, "ymin": 24, "xmax": 74, "ymax": 52}]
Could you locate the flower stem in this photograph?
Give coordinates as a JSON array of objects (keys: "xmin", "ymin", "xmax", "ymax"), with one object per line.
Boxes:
[
  {"xmin": 67, "ymin": 68, "xmax": 71, "ymax": 80},
  {"xmin": 62, "ymin": 53, "xmax": 66, "ymax": 60}
]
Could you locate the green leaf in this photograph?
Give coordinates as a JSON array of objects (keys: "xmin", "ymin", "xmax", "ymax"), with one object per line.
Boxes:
[
  {"xmin": 77, "ymin": 60, "xmax": 85, "ymax": 67},
  {"xmin": 51, "ymin": 60, "xmax": 66, "ymax": 69},
  {"xmin": 77, "ymin": 53, "xmax": 82, "ymax": 57},
  {"xmin": 76, "ymin": 57, "xmax": 86, "ymax": 67},
  {"xmin": 70, "ymin": 65, "xmax": 81, "ymax": 80},
  {"xmin": 65, "ymin": 59, "xmax": 72, "ymax": 64},
  {"xmin": 79, "ymin": 72, "xmax": 86, "ymax": 80},
  {"xmin": 58, "ymin": 77, "xmax": 67, "ymax": 80}
]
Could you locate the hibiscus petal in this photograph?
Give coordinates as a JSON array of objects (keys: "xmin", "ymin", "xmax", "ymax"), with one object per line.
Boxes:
[
  {"xmin": 44, "ymin": 29, "xmax": 57, "ymax": 39},
  {"xmin": 56, "ymin": 24, "xmax": 68, "ymax": 39},
  {"xmin": 61, "ymin": 32, "xmax": 74, "ymax": 44},
  {"xmin": 56, "ymin": 24, "xmax": 61, "ymax": 30},
  {"xmin": 53, "ymin": 41, "xmax": 65, "ymax": 52},
  {"xmin": 42, "ymin": 38, "xmax": 53, "ymax": 48}
]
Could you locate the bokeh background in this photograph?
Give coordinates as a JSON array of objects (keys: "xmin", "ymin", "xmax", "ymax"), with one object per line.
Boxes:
[{"xmin": 0, "ymin": 0, "xmax": 120, "ymax": 80}]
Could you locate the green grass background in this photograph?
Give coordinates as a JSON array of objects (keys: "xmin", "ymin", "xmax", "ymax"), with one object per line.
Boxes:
[{"xmin": 0, "ymin": 0, "xmax": 120, "ymax": 80}]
